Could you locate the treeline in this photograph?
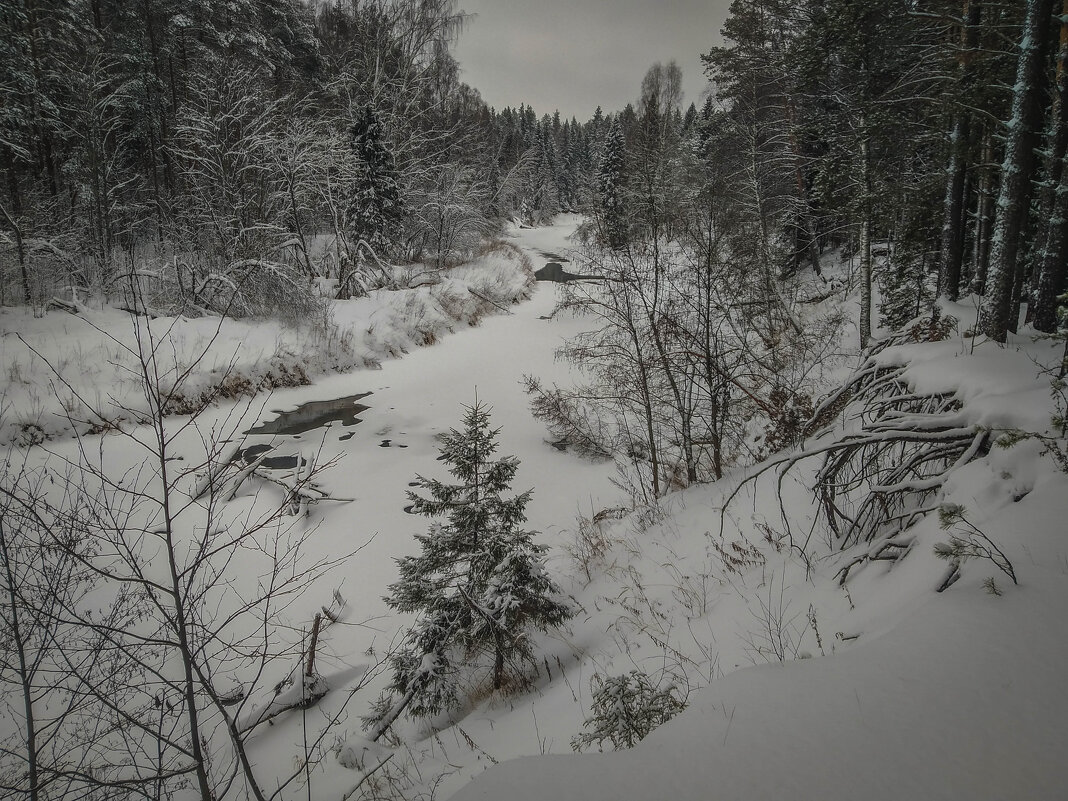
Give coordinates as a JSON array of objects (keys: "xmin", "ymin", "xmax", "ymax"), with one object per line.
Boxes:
[
  {"xmin": 530, "ymin": 0, "xmax": 1068, "ymax": 499},
  {"xmin": 689, "ymin": 0, "xmax": 1066, "ymax": 343},
  {"xmin": 0, "ymin": 0, "xmax": 605, "ymax": 314}
]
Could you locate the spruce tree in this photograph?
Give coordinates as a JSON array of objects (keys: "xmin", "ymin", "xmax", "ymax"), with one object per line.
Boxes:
[
  {"xmin": 346, "ymin": 102, "xmax": 405, "ymax": 255},
  {"xmin": 530, "ymin": 125, "xmax": 561, "ymax": 222},
  {"xmin": 597, "ymin": 118, "xmax": 628, "ymax": 249},
  {"xmin": 381, "ymin": 403, "xmax": 572, "ymax": 719}
]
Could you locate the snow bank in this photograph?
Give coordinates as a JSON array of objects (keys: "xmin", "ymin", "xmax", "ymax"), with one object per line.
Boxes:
[
  {"xmin": 0, "ymin": 242, "xmax": 533, "ymax": 445},
  {"xmin": 455, "ymin": 570, "xmax": 1067, "ymax": 800},
  {"xmin": 449, "ymin": 331, "xmax": 1068, "ymax": 801}
]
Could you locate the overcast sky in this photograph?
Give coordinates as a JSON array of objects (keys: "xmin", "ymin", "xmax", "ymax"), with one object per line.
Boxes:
[{"xmin": 452, "ymin": 0, "xmax": 732, "ymax": 122}]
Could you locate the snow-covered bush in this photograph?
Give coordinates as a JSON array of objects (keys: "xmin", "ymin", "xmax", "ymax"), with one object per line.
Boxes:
[{"xmin": 571, "ymin": 671, "xmax": 686, "ymax": 752}]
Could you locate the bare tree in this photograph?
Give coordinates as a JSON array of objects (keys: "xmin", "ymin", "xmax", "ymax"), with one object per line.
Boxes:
[{"xmin": 7, "ymin": 300, "xmax": 363, "ymax": 799}]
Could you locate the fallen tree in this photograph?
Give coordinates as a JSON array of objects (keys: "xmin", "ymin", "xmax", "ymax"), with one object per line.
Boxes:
[{"xmin": 721, "ymin": 332, "xmax": 988, "ymax": 582}]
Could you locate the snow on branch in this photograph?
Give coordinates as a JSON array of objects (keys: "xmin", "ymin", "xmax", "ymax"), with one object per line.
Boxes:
[{"xmin": 721, "ymin": 347, "xmax": 989, "ymax": 568}]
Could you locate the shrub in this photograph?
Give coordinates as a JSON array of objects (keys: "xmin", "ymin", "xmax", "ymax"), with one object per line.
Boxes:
[{"xmin": 571, "ymin": 671, "xmax": 685, "ymax": 752}]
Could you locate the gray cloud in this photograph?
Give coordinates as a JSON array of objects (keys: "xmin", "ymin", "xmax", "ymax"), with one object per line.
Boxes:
[{"xmin": 453, "ymin": 0, "xmax": 731, "ymax": 120}]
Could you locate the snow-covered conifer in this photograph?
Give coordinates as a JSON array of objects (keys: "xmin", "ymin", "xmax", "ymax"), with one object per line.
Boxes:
[
  {"xmin": 346, "ymin": 103, "xmax": 405, "ymax": 256},
  {"xmin": 597, "ymin": 118, "xmax": 628, "ymax": 249},
  {"xmin": 380, "ymin": 402, "xmax": 572, "ymax": 719},
  {"xmin": 571, "ymin": 671, "xmax": 685, "ymax": 751}
]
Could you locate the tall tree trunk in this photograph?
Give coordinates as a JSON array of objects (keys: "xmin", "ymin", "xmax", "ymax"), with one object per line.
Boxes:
[
  {"xmin": 647, "ymin": 302, "xmax": 697, "ymax": 486},
  {"xmin": 970, "ymin": 128, "xmax": 996, "ymax": 294},
  {"xmin": 0, "ymin": 521, "xmax": 39, "ymax": 801},
  {"xmin": 700, "ymin": 208, "xmax": 725, "ymax": 482},
  {"xmin": 288, "ymin": 171, "xmax": 315, "ymax": 278},
  {"xmin": 982, "ymin": 0, "xmax": 1056, "ymax": 342},
  {"xmin": 619, "ymin": 271, "xmax": 661, "ymax": 499},
  {"xmin": 1032, "ymin": 0, "xmax": 1068, "ymax": 333},
  {"xmin": 938, "ymin": 114, "xmax": 970, "ymax": 300},
  {"xmin": 0, "ymin": 202, "xmax": 31, "ymax": 303},
  {"xmin": 859, "ymin": 134, "xmax": 873, "ymax": 348},
  {"xmin": 938, "ymin": 1, "xmax": 981, "ymax": 301},
  {"xmin": 161, "ymin": 473, "xmax": 214, "ymax": 801},
  {"xmin": 141, "ymin": 0, "xmax": 166, "ymax": 236},
  {"xmin": 492, "ymin": 630, "xmax": 505, "ymax": 691},
  {"xmin": 633, "ymin": 323, "xmax": 660, "ymax": 498},
  {"xmin": 4, "ymin": 147, "xmax": 20, "ymax": 219},
  {"xmin": 786, "ymin": 97, "xmax": 822, "ymax": 275}
]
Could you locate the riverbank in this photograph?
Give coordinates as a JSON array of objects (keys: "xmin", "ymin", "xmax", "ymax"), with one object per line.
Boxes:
[{"xmin": 0, "ymin": 236, "xmax": 535, "ymax": 446}]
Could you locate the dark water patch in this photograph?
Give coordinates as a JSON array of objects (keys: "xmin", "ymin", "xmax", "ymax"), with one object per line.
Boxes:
[
  {"xmin": 535, "ymin": 262, "xmax": 605, "ymax": 283},
  {"xmin": 246, "ymin": 392, "xmax": 372, "ymax": 435},
  {"xmin": 338, "ymin": 432, "xmax": 354, "ymax": 441},
  {"xmin": 538, "ymin": 251, "xmax": 571, "ymax": 262},
  {"xmin": 242, "ymin": 444, "xmax": 273, "ymax": 461},
  {"xmin": 236, "ymin": 444, "xmax": 306, "ymax": 470},
  {"xmin": 379, "ymin": 439, "xmax": 408, "ymax": 448},
  {"xmin": 403, "ymin": 504, "xmax": 417, "ymax": 514}
]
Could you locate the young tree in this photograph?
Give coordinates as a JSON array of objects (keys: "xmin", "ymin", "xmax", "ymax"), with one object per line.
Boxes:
[
  {"xmin": 571, "ymin": 671, "xmax": 685, "ymax": 752},
  {"xmin": 4, "ymin": 308, "xmax": 356, "ymax": 800},
  {"xmin": 0, "ymin": 456, "xmax": 106, "ymax": 801},
  {"xmin": 378, "ymin": 402, "xmax": 572, "ymax": 721}
]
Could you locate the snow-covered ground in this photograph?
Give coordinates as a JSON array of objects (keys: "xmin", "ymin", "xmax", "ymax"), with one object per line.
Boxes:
[
  {"xmin": 448, "ymin": 302, "xmax": 1068, "ymax": 799},
  {"xmin": 3, "ymin": 216, "xmax": 1066, "ymax": 800},
  {"xmin": 0, "ymin": 239, "xmax": 536, "ymax": 446},
  {"xmin": 2, "ymin": 216, "xmax": 624, "ymax": 798}
]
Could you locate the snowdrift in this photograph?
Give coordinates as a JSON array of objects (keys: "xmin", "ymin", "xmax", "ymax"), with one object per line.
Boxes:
[{"xmin": 452, "ymin": 324, "xmax": 1068, "ymax": 801}]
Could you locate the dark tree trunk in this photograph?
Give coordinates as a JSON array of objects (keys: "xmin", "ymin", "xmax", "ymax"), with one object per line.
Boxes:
[
  {"xmin": 970, "ymin": 128, "xmax": 996, "ymax": 295},
  {"xmin": 0, "ymin": 523, "xmax": 39, "ymax": 801},
  {"xmin": 4, "ymin": 147, "xmax": 20, "ymax": 218},
  {"xmin": 0, "ymin": 202, "xmax": 30, "ymax": 303},
  {"xmin": 1032, "ymin": 1, "xmax": 1068, "ymax": 333},
  {"xmin": 982, "ymin": 0, "xmax": 1056, "ymax": 342},
  {"xmin": 939, "ymin": 114, "xmax": 970, "ymax": 300},
  {"xmin": 859, "ymin": 134, "xmax": 873, "ymax": 348},
  {"xmin": 492, "ymin": 630, "xmax": 505, "ymax": 691},
  {"xmin": 939, "ymin": 1, "xmax": 982, "ymax": 301}
]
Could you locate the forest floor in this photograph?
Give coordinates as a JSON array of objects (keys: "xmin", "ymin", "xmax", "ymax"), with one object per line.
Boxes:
[{"xmin": 3, "ymin": 216, "xmax": 1065, "ymax": 800}]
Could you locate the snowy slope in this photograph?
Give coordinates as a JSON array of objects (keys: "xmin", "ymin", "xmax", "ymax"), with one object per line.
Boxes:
[
  {"xmin": 454, "ymin": 462, "xmax": 1068, "ymax": 800},
  {"xmin": 455, "ymin": 575, "xmax": 1067, "ymax": 801},
  {"xmin": 451, "ymin": 314, "xmax": 1068, "ymax": 800}
]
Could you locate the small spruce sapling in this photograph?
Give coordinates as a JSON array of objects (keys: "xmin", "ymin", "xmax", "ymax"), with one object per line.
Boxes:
[
  {"xmin": 571, "ymin": 671, "xmax": 685, "ymax": 752},
  {"xmin": 375, "ymin": 402, "xmax": 572, "ymax": 723}
]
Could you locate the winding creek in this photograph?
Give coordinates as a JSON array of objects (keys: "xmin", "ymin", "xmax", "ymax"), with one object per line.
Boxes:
[{"xmin": 225, "ymin": 216, "xmax": 620, "ymax": 647}]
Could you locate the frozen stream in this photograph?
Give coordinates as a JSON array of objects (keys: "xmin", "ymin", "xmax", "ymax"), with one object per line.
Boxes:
[
  {"xmin": 234, "ymin": 215, "xmax": 620, "ymax": 659},
  {"xmin": 2, "ymin": 215, "xmax": 623, "ymax": 799}
]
